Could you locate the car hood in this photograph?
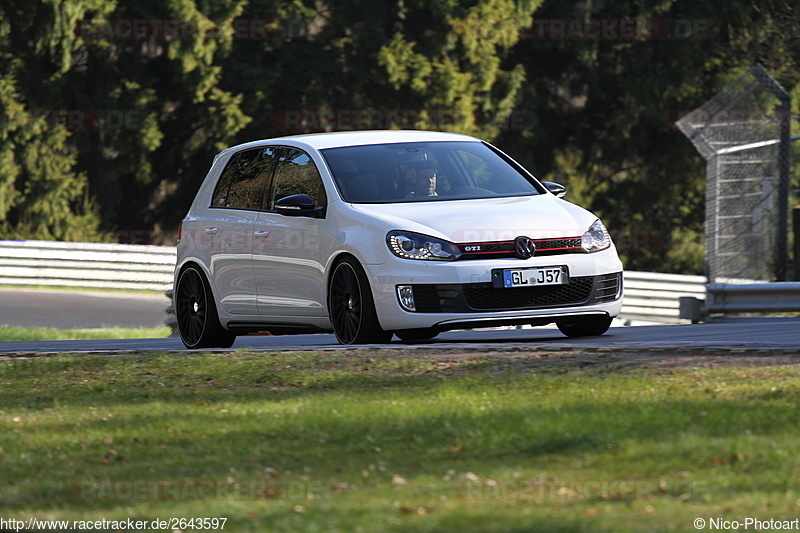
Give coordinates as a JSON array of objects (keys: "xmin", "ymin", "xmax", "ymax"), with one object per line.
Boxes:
[{"xmin": 350, "ymin": 195, "xmax": 598, "ymax": 243}]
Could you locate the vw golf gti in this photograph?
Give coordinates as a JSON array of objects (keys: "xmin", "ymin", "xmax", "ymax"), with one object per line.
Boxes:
[{"xmin": 174, "ymin": 130, "xmax": 623, "ymax": 348}]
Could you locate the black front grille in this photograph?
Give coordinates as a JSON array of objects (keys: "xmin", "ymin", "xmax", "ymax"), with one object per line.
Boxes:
[
  {"xmin": 536, "ymin": 238, "xmax": 583, "ymax": 252},
  {"xmin": 457, "ymin": 237, "xmax": 583, "ymax": 259},
  {"xmin": 463, "ymin": 276, "xmax": 594, "ymax": 310},
  {"xmin": 405, "ymin": 272, "xmax": 622, "ymax": 313},
  {"xmin": 461, "ymin": 241, "xmax": 511, "ymax": 255}
]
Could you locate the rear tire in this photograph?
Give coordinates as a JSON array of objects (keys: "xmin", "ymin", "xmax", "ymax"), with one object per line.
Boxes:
[
  {"xmin": 395, "ymin": 328, "xmax": 439, "ymax": 342},
  {"xmin": 328, "ymin": 258, "xmax": 392, "ymax": 345},
  {"xmin": 556, "ymin": 316, "xmax": 613, "ymax": 338},
  {"xmin": 176, "ymin": 265, "xmax": 236, "ymax": 349}
]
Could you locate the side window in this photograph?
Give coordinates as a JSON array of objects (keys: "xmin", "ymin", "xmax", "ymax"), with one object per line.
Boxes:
[
  {"xmin": 269, "ymin": 148, "xmax": 327, "ymax": 210},
  {"xmin": 210, "ymin": 148, "xmax": 276, "ymax": 210},
  {"xmin": 210, "ymin": 153, "xmax": 240, "ymax": 208},
  {"xmin": 226, "ymin": 148, "xmax": 273, "ymax": 210}
]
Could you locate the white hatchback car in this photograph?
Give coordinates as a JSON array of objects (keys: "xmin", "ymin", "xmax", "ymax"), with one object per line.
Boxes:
[{"xmin": 174, "ymin": 130, "xmax": 623, "ymax": 348}]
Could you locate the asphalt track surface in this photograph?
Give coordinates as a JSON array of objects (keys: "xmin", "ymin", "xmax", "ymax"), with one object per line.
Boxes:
[
  {"xmin": 1, "ymin": 289, "xmax": 799, "ymax": 355},
  {"xmin": 1, "ymin": 318, "xmax": 799, "ymax": 355},
  {"xmin": 0, "ymin": 289, "xmax": 170, "ymax": 329}
]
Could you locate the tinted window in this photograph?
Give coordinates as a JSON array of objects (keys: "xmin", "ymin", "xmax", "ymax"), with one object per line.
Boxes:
[
  {"xmin": 210, "ymin": 148, "xmax": 275, "ymax": 210},
  {"xmin": 210, "ymin": 153, "xmax": 240, "ymax": 208},
  {"xmin": 320, "ymin": 141, "xmax": 543, "ymax": 203},
  {"xmin": 227, "ymin": 149, "xmax": 273, "ymax": 210},
  {"xmin": 269, "ymin": 148, "xmax": 326, "ymax": 209}
]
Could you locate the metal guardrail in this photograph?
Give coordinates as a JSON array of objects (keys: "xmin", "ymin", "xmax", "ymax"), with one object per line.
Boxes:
[
  {"xmin": 619, "ymin": 271, "xmax": 707, "ymax": 324},
  {"xmin": 1, "ymin": 239, "xmax": 713, "ymax": 326},
  {"xmin": 165, "ymin": 289, "xmax": 177, "ymax": 334},
  {"xmin": 706, "ymin": 283, "xmax": 800, "ymax": 314},
  {"xmin": 5, "ymin": 240, "xmax": 796, "ymax": 327},
  {"xmin": 0, "ymin": 240, "xmax": 176, "ymax": 292}
]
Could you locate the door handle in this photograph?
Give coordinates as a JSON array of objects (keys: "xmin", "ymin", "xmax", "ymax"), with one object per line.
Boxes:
[
  {"xmin": 254, "ymin": 230, "xmax": 270, "ymax": 238},
  {"xmin": 204, "ymin": 227, "xmax": 219, "ymax": 235}
]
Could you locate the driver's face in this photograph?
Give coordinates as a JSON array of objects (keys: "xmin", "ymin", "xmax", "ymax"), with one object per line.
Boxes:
[{"xmin": 415, "ymin": 169, "xmax": 436, "ymax": 195}]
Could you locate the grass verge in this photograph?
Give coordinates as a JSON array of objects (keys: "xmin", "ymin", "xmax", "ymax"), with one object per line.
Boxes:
[
  {"xmin": 0, "ymin": 325, "xmax": 172, "ymax": 342},
  {"xmin": 1, "ymin": 350, "xmax": 799, "ymax": 532}
]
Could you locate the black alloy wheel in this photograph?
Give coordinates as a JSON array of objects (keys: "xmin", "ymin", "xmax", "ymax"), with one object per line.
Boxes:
[
  {"xmin": 395, "ymin": 328, "xmax": 439, "ymax": 342},
  {"xmin": 329, "ymin": 258, "xmax": 391, "ymax": 345},
  {"xmin": 556, "ymin": 316, "xmax": 613, "ymax": 338},
  {"xmin": 176, "ymin": 266, "xmax": 236, "ymax": 349}
]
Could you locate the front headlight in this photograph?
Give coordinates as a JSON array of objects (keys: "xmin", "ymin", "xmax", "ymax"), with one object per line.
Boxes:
[
  {"xmin": 387, "ymin": 230, "xmax": 462, "ymax": 261},
  {"xmin": 581, "ymin": 219, "xmax": 611, "ymax": 252}
]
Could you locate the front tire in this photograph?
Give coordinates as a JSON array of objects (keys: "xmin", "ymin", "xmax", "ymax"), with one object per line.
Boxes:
[
  {"xmin": 175, "ymin": 266, "xmax": 236, "ymax": 349},
  {"xmin": 556, "ymin": 316, "xmax": 613, "ymax": 338},
  {"xmin": 328, "ymin": 258, "xmax": 392, "ymax": 345},
  {"xmin": 395, "ymin": 328, "xmax": 439, "ymax": 342}
]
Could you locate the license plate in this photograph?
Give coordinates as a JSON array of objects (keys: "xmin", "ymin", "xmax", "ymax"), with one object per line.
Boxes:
[{"xmin": 501, "ymin": 266, "xmax": 568, "ymax": 288}]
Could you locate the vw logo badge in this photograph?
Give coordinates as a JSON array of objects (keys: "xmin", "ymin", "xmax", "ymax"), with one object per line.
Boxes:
[{"xmin": 514, "ymin": 236, "xmax": 535, "ymax": 259}]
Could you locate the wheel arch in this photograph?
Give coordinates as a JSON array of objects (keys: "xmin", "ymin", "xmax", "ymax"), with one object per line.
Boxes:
[
  {"xmin": 324, "ymin": 251, "xmax": 360, "ymax": 311},
  {"xmin": 174, "ymin": 259, "xmax": 231, "ymax": 327},
  {"xmin": 325, "ymin": 251, "xmax": 392, "ymax": 344},
  {"xmin": 174, "ymin": 259, "xmax": 236, "ymax": 348},
  {"xmin": 175, "ymin": 258, "xmax": 219, "ymax": 303}
]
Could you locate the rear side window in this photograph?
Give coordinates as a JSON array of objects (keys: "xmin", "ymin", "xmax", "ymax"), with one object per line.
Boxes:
[
  {"xmin": 210, "ymin": 148, "xmax": 275, "ymax": 210},
  {"xmin": 210, "ymin": 153, "xmax": 240, "ymax": 208},
  {"xmin": 268, "ymin": 148, "xmax": 327, "ymax": 210}
]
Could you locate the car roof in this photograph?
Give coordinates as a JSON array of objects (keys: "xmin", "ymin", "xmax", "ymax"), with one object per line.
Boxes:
[{"xmin": 216, "ymin": 130, "xmax": 480, "ymax": 161}]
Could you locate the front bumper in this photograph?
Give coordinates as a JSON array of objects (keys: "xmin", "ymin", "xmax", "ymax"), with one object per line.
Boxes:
[
  {"xmin": 368, "ymin": 248, "xmax": 624, "ymax": 331},
  {"xmin": 402, "ymin": 272, "xmax": 620, "ymax": 312}
]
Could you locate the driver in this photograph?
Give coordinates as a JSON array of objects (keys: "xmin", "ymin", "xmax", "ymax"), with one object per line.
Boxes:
[{"xmin": 405, "ymin": 160, "xmax": 438, "ymax": 198}]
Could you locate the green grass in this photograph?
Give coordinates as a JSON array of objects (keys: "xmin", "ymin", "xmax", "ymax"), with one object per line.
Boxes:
[
  {"xmin": 0, "ymin": 325, "xmax": 172, "ymax": 342},
  {"xmin": 1, "ymin": 351, "xmax": 799, "ymax": 532}
]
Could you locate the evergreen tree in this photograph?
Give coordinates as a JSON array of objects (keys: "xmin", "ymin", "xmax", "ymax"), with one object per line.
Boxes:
[
  {"xmin": 0, "ymin": 0, "xmax": 253, "ymax": 242},
  {"xmin": 0, "ymin": 1, "xmax": 102, "ymax": 240}
]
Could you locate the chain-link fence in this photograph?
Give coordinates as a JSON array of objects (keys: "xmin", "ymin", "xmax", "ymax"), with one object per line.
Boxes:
[{"xmin": 676, "ymin": 64, "xmax": 791, "ymax": 283}]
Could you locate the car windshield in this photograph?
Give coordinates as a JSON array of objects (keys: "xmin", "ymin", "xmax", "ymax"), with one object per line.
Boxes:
[{"xmin": 320, "ymin": 141, "xmax": 544, "ymax": 203}]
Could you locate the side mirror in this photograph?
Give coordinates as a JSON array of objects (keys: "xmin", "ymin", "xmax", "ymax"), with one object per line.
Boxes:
[
  {"xmin": 542, "ymin": 181, "xmax": 567, "ymax": 199},
  {"xmin": 275, "ymin": 194, "xmax": 325, "ymax": 218}
]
